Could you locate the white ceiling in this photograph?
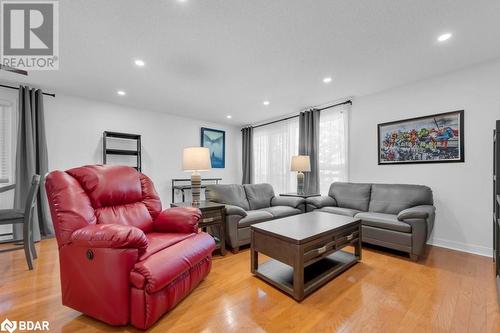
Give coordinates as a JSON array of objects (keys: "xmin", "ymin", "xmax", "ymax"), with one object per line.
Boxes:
[{"xmin": 2, "ymin": 0, "xmax": 500, "ymax": 126}]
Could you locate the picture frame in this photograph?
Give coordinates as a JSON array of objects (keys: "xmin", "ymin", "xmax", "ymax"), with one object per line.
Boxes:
[
  {"xmin": 200, "ymin": 127, "xmax": 225, "ymax": 168},
  {"xmin": 378, "ymin": 110, "xmax": 464, "ymax": 165}
]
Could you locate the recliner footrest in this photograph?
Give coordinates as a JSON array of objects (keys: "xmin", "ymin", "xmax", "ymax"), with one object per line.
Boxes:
[{"xmin": 132, "ymin": 232, "xmax": 215, "ymax": 293}]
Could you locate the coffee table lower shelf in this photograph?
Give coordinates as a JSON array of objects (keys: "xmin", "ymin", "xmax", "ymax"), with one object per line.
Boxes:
[{"xmin": 254, "ymin": 250, "xmax": 358, "ymax": 300}]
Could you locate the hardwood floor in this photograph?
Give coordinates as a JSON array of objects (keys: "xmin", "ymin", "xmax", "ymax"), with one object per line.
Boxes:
[{"xmin": 1, "ymin": 239, "xmax": 499, "ymax": 333}]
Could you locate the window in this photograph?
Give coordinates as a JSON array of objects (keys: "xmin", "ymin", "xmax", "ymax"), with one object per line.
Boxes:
[
  {"xmin": 253, "ymin": 117, "xmax": 299, "ymax": 194},
  {"xmin": 318, "ymin": 105, "xmax": 349, "ymax": 194},
  {"xmin": 252, "ymin": 103, "xmax": 349, "ymax": 195},
  {"xmin": 0, "ymin": 100, "xmax": 14, "ymax": 184}
]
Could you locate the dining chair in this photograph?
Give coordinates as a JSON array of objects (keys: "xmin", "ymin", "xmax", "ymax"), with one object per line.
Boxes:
[{"xmin": 0, "ymin": 174, "xmax": 41, "ymax": 270}]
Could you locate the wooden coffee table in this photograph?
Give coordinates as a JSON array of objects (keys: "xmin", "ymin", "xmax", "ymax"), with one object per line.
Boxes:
[{"xmin": 250, "ymin": 211, "xmax": 362, "ymax": 301}]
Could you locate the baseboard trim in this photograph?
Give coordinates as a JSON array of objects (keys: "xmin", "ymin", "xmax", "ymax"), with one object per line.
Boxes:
[{"xmin": 429, "ymin": 238, "xmax": 493, "ymax": 258}]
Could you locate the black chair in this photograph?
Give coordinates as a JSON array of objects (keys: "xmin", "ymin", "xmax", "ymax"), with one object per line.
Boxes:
[{"xmin": 0, "ymin": 175, "xmax": 41, "ymax": 270}]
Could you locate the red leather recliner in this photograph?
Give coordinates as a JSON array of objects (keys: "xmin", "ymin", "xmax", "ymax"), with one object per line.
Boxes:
[{"xmin": 45, "ymin": 165, "xmax": 215, "ymax": 329}]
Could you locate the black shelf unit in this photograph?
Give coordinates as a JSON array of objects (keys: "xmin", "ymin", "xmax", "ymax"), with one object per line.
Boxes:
[
  {"xmin": 494, "ymin": 120, "xmax": 500, "ymax": 300},
  {"xmin": 103, "ymin": 131, "xmax": 141, "ymax": 171}
]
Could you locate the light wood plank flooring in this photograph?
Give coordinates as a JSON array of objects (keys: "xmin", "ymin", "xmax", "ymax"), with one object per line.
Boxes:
[{"xmin": 1, "ymin": 239, "xmax": 499, "ymax": 332}]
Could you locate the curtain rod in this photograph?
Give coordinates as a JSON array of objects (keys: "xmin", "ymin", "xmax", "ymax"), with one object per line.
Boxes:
[
  {"xmin": 249, "ymin": 99, "xmax": 352, "ymax": 129},
  {"xmin": 0, "ymin": 84, "xmax": 56, "ymax": 97}
]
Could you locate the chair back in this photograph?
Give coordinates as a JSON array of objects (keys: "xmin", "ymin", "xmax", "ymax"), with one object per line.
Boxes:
[
  {"xmin": 24, "ymin": 175, "xmax": 41, "ymax": 218},
  {"xmin": 45, "ymin": 165, "xmax": 162, "ymax": 248}
]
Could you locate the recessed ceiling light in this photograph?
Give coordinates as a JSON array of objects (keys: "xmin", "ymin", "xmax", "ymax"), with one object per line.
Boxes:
[
  {"xmin": 437, "ymin": 33, "xmax": 452, "ymax": 42},
  {"xmin": 117, "ymin": 90, "xmax": 126, "ymax": 96},
  {"xmin": 134, "ymin": 59, "xmax": 145, "ymax": 67},
  {"xmin": 323, "ymin": 77, "xmax": 332, "ymax": 83},
  {"xmin": 226, "ymin": 115, "xmax": 232, "ymax": 119},
  {"xmin": 263, "ymin": 100, "xmax": 270, "ymax": 106}
]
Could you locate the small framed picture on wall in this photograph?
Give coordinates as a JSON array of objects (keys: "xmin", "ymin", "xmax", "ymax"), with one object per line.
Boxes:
[
  {"xmin": 378, "ymin": 110, "xmax": 464, "ymax": 164},
  {"xmin": 201, "ymin": 127, "xmax": 225, "ymax": 168}
]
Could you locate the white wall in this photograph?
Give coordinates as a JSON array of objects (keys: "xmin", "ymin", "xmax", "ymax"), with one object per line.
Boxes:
[
  {"xmin": 350, "ymin": 59, "xmax": 500, "ymax": 257},
  {"xmin": 44, "ymin": 94, "xmax": 241, "ymax": 204},
  {"xmin": 0, "ymin": 90, "xmax": 241, "ymax": 211}
]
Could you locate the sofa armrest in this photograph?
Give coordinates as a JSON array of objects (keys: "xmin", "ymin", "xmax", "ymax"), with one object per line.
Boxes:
[
  {"xmin": 154, "ymin": 207, "xmax": 201, "ymax": 234},
  {"xmin": 397, "ymin": 205, "xmax": 435, "ymax": 221},
  {"xmin": 397, "ymin": 205, "xmax": 436, "ymax": 257},
  {"xmin": 225, "ymin": 204, "xmax": 247, "ymax": 217},
  {"xmin": 271, "ymin": 196, "xmax": 305, "ymax": 209},
  {"xmin": 306, "ymin": 195, "xmax": 337, "ymax": 209},
  {"xmin": 70, "ymin": 224, "xmax": 149, "ymax": 254}
]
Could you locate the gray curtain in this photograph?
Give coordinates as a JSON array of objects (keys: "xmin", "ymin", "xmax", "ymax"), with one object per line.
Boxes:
[
  {"xmin": 241, "ymin": 126, "xmax": 253, "ymax": 184},
  {"xmin": 14, "ymin": 86, "xmax": 52, "ymax": 241},
  {"xmin": 299, "ymin": 109, "xmax": 320, "ymax": 194}
]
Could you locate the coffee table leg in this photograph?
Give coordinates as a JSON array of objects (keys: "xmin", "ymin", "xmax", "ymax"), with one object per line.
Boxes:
[
  {"xmin": 355, "ymin": 224, "xmax": 362, "ymax": 260},
  {"xmin": 293, "ymin": 244, "xmax": 304, "ymax": 301},
  {"xmin": 220, "ymin": 212, "xmax": 226, "ymax": 256},
  {"xmin": 250, "ymin": 230, "xmax": 258, "ymax": 273}
]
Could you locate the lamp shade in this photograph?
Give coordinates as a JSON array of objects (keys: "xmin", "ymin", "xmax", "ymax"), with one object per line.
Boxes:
[
  {"xmin": 291, "ymin": 155, "xmax": 311, "ymax": 172},
  {"xmin": 183, "ymin": 147, "xmax": 211, "ymax": 172}
]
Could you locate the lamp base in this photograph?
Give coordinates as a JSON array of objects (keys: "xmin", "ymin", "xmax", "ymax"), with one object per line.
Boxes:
[
  {"xmin": 191, "ymin": 173, "xmax": 201, "ymax": 204},
  {"xmin": 297, "ymin": 172, "xmax": 304, "ymax": 195}
]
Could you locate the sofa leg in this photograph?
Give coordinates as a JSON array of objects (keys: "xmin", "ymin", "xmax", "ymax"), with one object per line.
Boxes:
[
  {"xmin": 409, "ymin": 254, "xmax": 419, "ymax": 261},
  {"xmin": 231, "ymin": 247, "xmax": 239, "ymax": 254}
]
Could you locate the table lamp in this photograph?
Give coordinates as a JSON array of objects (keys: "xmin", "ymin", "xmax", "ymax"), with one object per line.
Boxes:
[
  {"xmin": 291, "ymin": 155, "xmax": 311, "ymax": 194},
  {"xmin": 183, "ymin": 147, "xmax": 211, "ymax": 204}
]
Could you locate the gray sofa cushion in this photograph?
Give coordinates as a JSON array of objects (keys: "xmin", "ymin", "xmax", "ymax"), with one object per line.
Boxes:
[
  {"xmin": 356, "ymin": 212, "xmax": 411, "ymax": 233},
  {"xmin": 262, "ymin": 206, "xmax": 302, "ymax": 219},
  {"xmin": 238, "ymin": 210, "xmax": 274, "ymax": 227},
  {"xmin": 206, "ymin": 184, "xmax": 250, "ymax": 211},
  {"xmin": 318, "ymin": 206, "xmax": 361, "ymax": 217},
  {"xmin": 244, "ymin": 183, "xmax": 275, "ymax": 210},
  {"xmin": 369, "ymin": 184, "xmax": 433, "ymax": 215},
  {"xmin": 329, "ymin": 182, "xmax": 372, "ymax": 211}
]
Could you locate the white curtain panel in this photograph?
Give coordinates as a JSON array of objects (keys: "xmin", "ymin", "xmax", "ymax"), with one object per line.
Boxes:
[
  {"xmin": 253, "ymin": 117, "xmax": 299, "ymax": 194},
  {"xmin": 318, "ymin": 103, "xmax": 350, "ymax": 195}
]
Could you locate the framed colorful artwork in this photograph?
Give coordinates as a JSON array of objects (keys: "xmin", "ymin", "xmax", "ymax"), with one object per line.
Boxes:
[{"xmin": 378, "ymin": 110, "xmax": 464, "ymax": 164}]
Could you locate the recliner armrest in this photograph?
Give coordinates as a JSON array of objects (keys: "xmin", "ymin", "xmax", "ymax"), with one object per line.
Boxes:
[
  {"xmin": 154, "ymin": 207, "xmax": 201, "ymax": 234},
  {"xmin": 397, "ymin": 205, "xmax": 435, "ymax": 221},
  {"xmin": 306, "ymin": 195, "xmax": 337, "ymax": 209},
  {"xmin": 70, "ymin": 224, "xmax": 149, "ymax": 254},
  {"xmin": 271, "ymin": 196, "xmax": 305, "ymax": 208},
  {"xmin": 225, "ymin": 204, "xmax": 247, "ymax": 217}
]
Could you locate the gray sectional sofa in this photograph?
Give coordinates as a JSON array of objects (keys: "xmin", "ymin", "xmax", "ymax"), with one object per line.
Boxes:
[
  {"xmin": 307, "ymin": 182, "xmax": 435, "ymax": 260},
  {"xmin": 205, "ymin": 183, "xmax": 305, "ymax": 252}
]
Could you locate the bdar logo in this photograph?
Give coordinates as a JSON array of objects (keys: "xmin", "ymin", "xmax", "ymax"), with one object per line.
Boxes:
[{"xmin": 0, "ymin": 318, "xmax": 17, "ymax": 333}]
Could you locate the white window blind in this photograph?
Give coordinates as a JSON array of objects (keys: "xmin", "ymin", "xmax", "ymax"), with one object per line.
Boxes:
[
  {"xmin": 318, "ymin": 104, "xmax": 349, "ymax": 195},
  {"xmin": 0, "ymin": 102, "xmax": 13, "ymax": 184},
  {"xmin": 253, "ymin": 117, "xmax": 299, "ymax": 194}
]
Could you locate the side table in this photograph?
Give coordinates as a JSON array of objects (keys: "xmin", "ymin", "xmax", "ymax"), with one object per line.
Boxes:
[
  {"xmin": 170, "ymin": 201, "xmax": 226, "ymax": 256},
  {"xmin": 279, "ymin": 193, "xmax": 321, "ymax": 212}
]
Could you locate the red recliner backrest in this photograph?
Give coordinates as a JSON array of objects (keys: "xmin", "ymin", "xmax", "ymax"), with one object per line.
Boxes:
[{"xmin": 46, "ymin": 165, "xmax": 162, "ymax": 248}]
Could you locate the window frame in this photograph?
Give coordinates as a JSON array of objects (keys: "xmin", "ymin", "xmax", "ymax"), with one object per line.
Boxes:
[{"xmin": 0, "ymin": 98, "xmax": 16, "ymax": 185}]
